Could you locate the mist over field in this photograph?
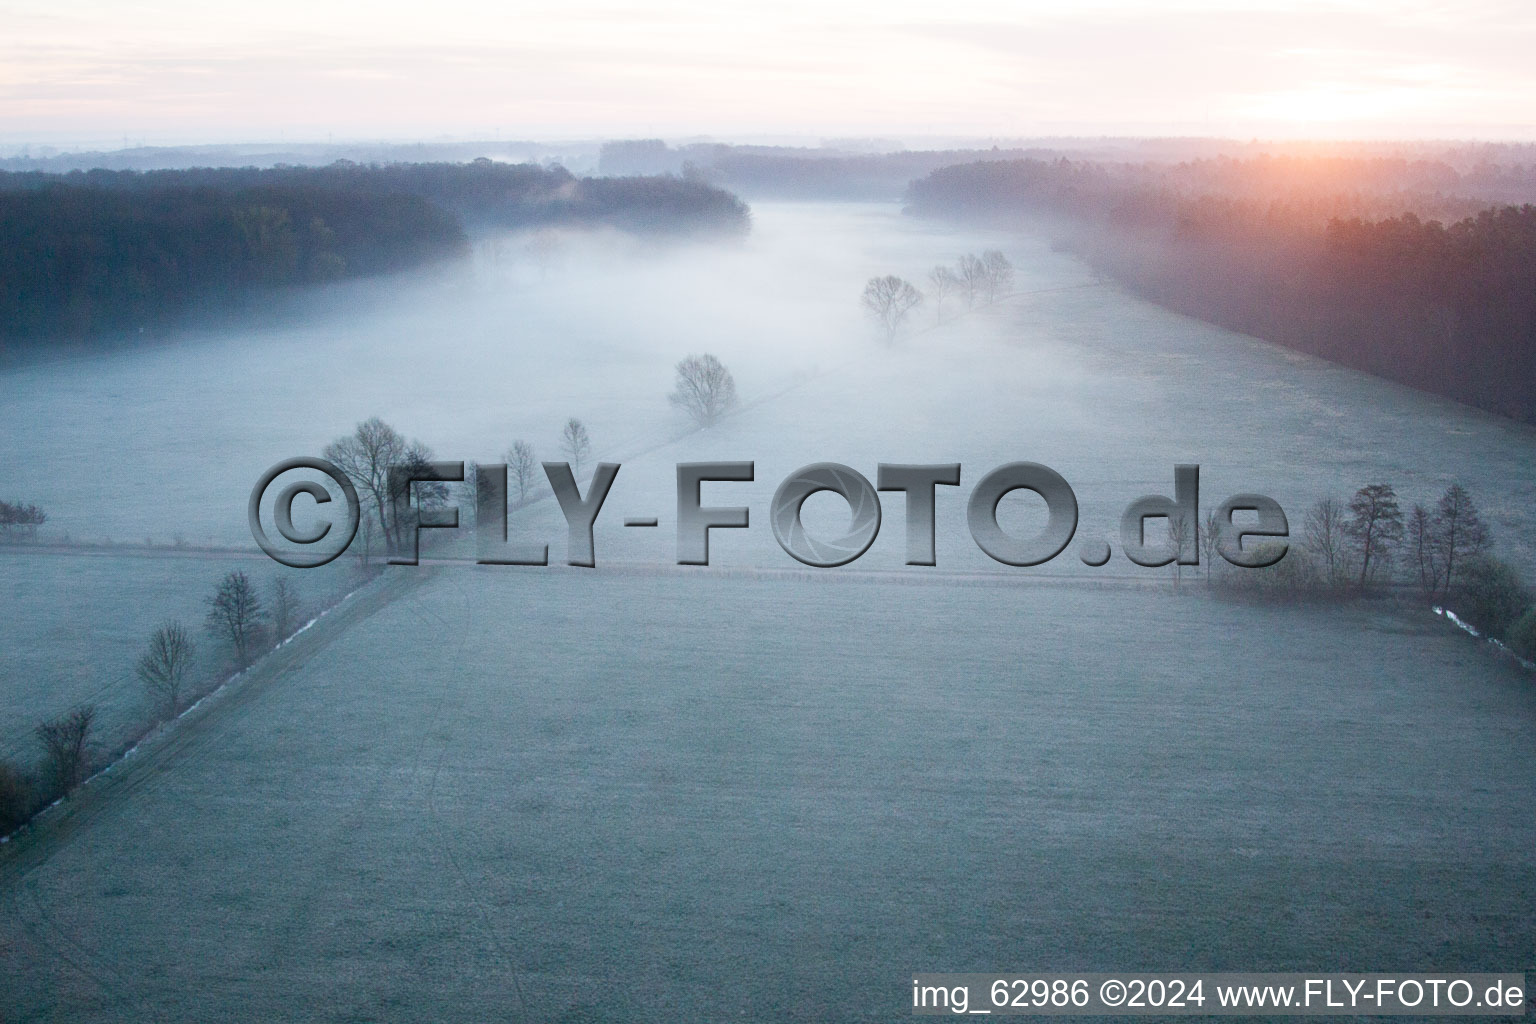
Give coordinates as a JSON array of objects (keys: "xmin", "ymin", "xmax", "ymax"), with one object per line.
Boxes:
[
  {"xmin": 7, "ymin": 202, "xmax": 1536, "ymax": 566},
  {"xmin": 5, "ymin": 2, "xmax": 1536, "ymax": 1016},
  {"xmin": 4, "ymin": 185, "xmax": 1536, "ymax": 1018}
]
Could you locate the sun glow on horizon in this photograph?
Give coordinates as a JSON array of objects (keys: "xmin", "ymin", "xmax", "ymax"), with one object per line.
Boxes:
[{"xmin": 1, "ymin": 0, "xmax": 1533, "ymax": 145}]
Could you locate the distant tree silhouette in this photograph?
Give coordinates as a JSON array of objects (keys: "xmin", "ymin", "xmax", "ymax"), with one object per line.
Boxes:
[
  {"xmin": 957, "ymin": 254, "xmax": 987, "ymax": 308},
  {"xmin": 1432, "ymin": 483, "xmax": 1489, "ymax": 596},
  {"xmin": 669, "ymin": 354, "xmax": 737, "ymax": 427},
  {"xmin": 561, "ymin": 419, "xmax": 592, "ymax": 477},
  {"xmin": 1345, "ymin": 483, "xmax": 1404, "ymax": 587},
  {"xmin": 1408, "ymin": 504, "xmax": 1439, "ymax": 596},
  {"xmin": 1303, "ymin": 498, "xmax": 1348, "ymax": 586},
  {"xmin": 507, "ymin": 441, "xmax": 538, "ymax": 506},
  {"xmin": 981, "ymin": 250, "xmax": 1013, "ymax": 302},
  {"xmin": 1167, "ymin": 511, "xmax": 1191, "ymax": 588},
  {"xmin": 0, "ymin": 501, "xmax": 46, "ymax": 539},
  {"xmin": 927, "ymin": 265, "xmax": 960, "ymax": 322},
  {"xmin": 1200, "ymin": 509, "xmax": 1221, "ymax": 581},
  {"xmin": 861, "ymin": 275, "xmax": 923, "ymax": 341},
  {"xmin": 270, "ymin": 577, "xmax": 300, "ymax": 643}
]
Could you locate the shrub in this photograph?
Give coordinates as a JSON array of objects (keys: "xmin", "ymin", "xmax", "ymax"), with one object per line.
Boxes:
[
  {"xmin": 0, "ymin": 759, "xmax": 32, "ymax": 834},
  {"xmin": 35, "ymin": 704, "xmax": 97, "ymax": 799},
  {"xmin": 1213, "ymin": 542, "xmax": 1324, "ymax": 600},
  {"xmin": 1508, "ymin": 607, "xmax": 1536, "ymax": 663},
  {"xmin": 1447, "ymin": 555, "xmax": 1532, "ymax": 640}
]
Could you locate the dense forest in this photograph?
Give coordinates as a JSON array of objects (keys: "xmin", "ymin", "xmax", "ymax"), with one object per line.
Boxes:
[
  {"xmin": 907, "ymin": 158, "xmax": 1536, "ymax": 424},
  {"xmin": 0, "ymin": 162, "xmax": 750, "ymax": 349}
]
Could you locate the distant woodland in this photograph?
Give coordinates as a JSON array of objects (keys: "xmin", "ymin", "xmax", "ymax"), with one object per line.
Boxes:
[
  {"xmin": 907, "ymin": 157, "xmax": 1536, "ymax": 424},
  {"xmin": 600, "ymin": 138, "xmax": 1536, "ymax": 204},
  {"xmin": 0, "ymin": 162, "xmax": 750, "ymax": 349}
]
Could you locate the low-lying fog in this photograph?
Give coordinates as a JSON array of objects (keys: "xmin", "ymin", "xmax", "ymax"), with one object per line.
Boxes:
[{"xmin": 4, "ymin": 201, "xmax": 1536, "ymax": 572}]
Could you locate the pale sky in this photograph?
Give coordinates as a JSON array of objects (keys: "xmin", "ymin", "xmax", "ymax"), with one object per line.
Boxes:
[{"xmin": 2, "ymin": 0, "xmax": 1533, "ymax": 145}]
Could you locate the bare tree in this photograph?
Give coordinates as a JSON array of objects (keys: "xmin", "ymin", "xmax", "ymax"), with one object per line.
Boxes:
[
  {"xmin": 457, "ymin": 461, "xmax": 480, "ymax": 522},
  {"xmin": 0, "ymin": 758, "xmax": 28, "ymax": 833},
  {"xmin": 981, "ymin": 250, "xmax": 1014, "ymax": 302},
  {"xmin": 669, "ymin": 353, "xmax": 738, "ymax": 427},
  {"xmin": 386, "ymin": 440, "xmax": 449, "ymax": 524},
  {"xmin": 324, "ymin": 417, "xmax": 407, "ymax": 554},
  {"xmin": 957, "ymin": 253, "xmax": 987, "ymax": 308},
  {"xmin": 1432, "ymin": 483, "xmax": 1489, "ymax": 596},
  {"xmin": 1408, "ymin": 504, "xmax": 1439, "ymax": 596},
  {"xmin": 355, "ymin": 513, "xmax": 378, "ymax": 565},
  {"xmin": 36, "ymin": 705, "xmax": 96, "ymax": 797},
  {"xmin": 270, "ymin": 576, "xmax": 300, "ymax": 642},
  {"xmin": 927, "ymin": 265, "xmax": 960, "ymax": 322},
  {"xmin": 1303, "ymin": 498, "xmax": 1346, "ymax": 586},
  {"xmin": 861, "ymin": 275, "xmax": 924, "ymax": 342},
  {"xmin": 561, "ymin": 418, "xmax": 592, "ymax": 477},
  {"xmin": 136, "ymin": 621, "xmax": 196, "ymax": 717},
  {"xmin": 318, "ymin": 422, "xmax": 446, "ymax": 555},
  {"xmin": 1167, "ymin": 511, "xmax": 1191, "ymax": 588},
  {"xmin": 206, "ymin": 569, "xmax": 266, "ymax": 666},
  {"xmin": 1200, "ymin": 509, "xmax": 1221, "ymax": 581},
  {"xmin": 507, "ymin": 441, "xmax": 538, "ymax": 506},
  {"xmin": 1345, "ymin": 483, "xmax": 1404, "ymax": 588}
]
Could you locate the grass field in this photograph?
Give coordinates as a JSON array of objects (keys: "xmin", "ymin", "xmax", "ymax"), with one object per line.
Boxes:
[
  {"xmin": 0, "ymin": 550, "xmax": 368, "ymax": 761},
  {"xmin": 2, "ymin": 567, "xmax": 1532, "ymax": 1021},
  {"xmin": 3, "ymin": 204, "xmax": 1535, "ymax": 1021}
]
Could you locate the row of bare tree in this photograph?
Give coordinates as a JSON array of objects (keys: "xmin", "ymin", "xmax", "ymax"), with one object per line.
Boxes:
[
  {"xmin": 927, "ymin": 251, "xmax": 1014, "ymax": 320},
  {"xmin": 1191, "ymin": 481, "xmax": 1536, "ymax": 658},
  {"xmin": 861, "ymin": 250, "xmax": 1015, "ymax": 341},
  {"xmin": 1295, "ymin": 483, "xmax": 1491, "ymax": 595},
  {"xmin": 324, "ymin": 362, "xmax": 737, "ymax": 561},
  {"xmin": 1, "ymin": 567, "xmax": 317, "ymax": 836},
  {"xmin": 5, "ymin": 371, "xmax": 748, "ymax": 833},
  {"xmin": 1162, "ymin": 482, "xmax": 1495, "ymax": 590}
]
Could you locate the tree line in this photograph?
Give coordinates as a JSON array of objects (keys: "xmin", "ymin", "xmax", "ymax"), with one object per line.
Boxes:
[
  {"xmin": 906, "ymin": 157, "xmax": 1536, "ymax": 423},
  {"xmin": 861, "ymin": 250, "xmax": 1013, "ymax": 341},
  {"xmin": 0, "ymin": 359, "xmax": 748, "ymax": 835},
  {"xmin": 326, "ymin": 357, "xmax": 739, "ymax": 560},
  {"xmin": 0, "ymin": 567, "xmax": 320, "ymax": 836},
  {"xmin": 0, "ymin": 160, "xmax": 753, "ymax": 233},
  {"xmin": 0, "ymin": 162, "xmax": 751, "ymax": 350},
  {"xmin": 1200, "ymin": 480, "xmax": 1536, "ymax": 664},
  {"xmin": 0, "ymin": 500, "xmax": 46, "ymax": 538}
]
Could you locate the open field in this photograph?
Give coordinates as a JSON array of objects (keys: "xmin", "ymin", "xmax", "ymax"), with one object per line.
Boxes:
[
  {"xmin": 2, "ymin": 567, "xmax": 1533, "ymax": 1021},
  {"xmin": 3, "ymin": 203, "xmax": 1536, "ymax": 1021},
  {"xmin": 0, "ymin": 550, "xmax": 368, "ymax": 760}
]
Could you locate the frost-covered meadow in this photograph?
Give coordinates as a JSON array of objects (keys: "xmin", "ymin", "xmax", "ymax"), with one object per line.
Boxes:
[
  {"xmin": 3, "ymin": 570, "xmax": 1533, "ymax": 1021},
  {"xmin": 0, "ymin": 553, "xmax": 366, "ymax": 760}
]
